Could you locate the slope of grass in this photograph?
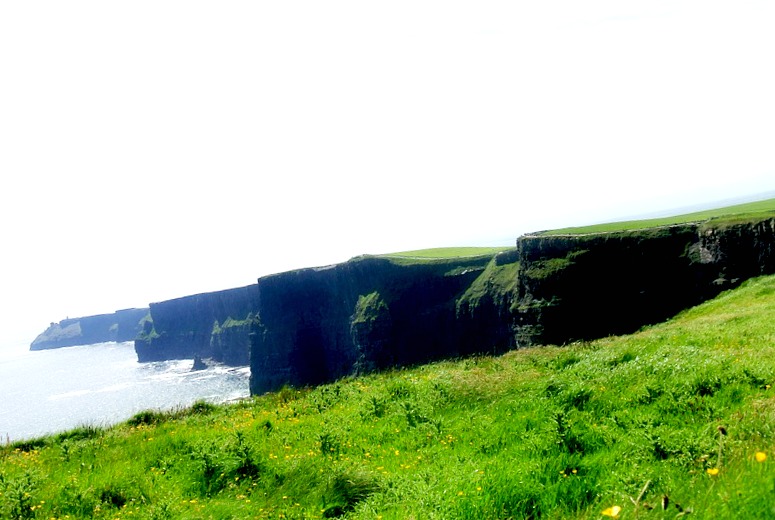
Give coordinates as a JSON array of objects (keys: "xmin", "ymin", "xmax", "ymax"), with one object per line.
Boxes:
[
  {"xmin": 543, "ymin": 197, "xmax": 775, "ymax": 235},
  {"xmin": 456, "ymin": 252, "xmax": 519, "ymax": 312},
  {"xmin": 381, "ymin": 246, "xmax": 512, "ymax": 259},
  {"xmin": 2, "ymin": 277, "xmax": 775, "ymax": 519}
]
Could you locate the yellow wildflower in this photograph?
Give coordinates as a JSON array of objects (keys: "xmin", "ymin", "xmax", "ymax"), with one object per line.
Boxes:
[
  {"xmin": 755, "ymin": 452, "xmax": 767, "ymax": 462},
  {"xmin": 706, "ymin": 468, "xmax": 720, "ymax": 476},
  {"xmin": 601, "ymin": 505, "xmax": 621, "ymax": 517}
]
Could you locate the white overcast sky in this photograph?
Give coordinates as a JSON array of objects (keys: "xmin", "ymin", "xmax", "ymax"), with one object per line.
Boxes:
[{"xmin": 2, "ymin": 1, "xmax": 775, "ymax": 349}]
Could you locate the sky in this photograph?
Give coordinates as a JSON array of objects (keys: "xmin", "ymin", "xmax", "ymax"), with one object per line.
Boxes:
[{"xmin": 2, "ymin": 1, "xmax": 775, "ymax": 349}]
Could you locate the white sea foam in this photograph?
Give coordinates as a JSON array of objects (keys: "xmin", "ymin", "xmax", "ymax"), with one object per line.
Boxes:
[{"xmin": 48, "ymin": 389, "xmax": 93, "ymax": 400}]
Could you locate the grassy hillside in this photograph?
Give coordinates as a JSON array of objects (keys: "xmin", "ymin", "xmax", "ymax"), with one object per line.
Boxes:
[
  {"xmin": 2, "ymin": 275, "xmax": 774, "ymax": 518},
  {"xmin": 543, "ymin": 197, "xmax": 775, "ymax": 235},
  {"xmin": 380, "ymin": 246, "xmax": 512, "ymax": 259}
]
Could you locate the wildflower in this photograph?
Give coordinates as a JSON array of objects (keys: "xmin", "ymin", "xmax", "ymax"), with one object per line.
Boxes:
[
  {"xmin": 706, "ymin": 468, "xmax": 720, "ymax": 476},
  {"xmin": 755, "ymin": 452, "xmax": 767, "ymax": 462},
  {"xmin": 601, "ymin": 505, "xmax": 621, "ymax": 517}
]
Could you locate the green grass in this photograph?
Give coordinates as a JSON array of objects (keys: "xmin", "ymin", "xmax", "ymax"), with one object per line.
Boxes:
[
  {"xmin": 543, "ymin": 197, "xmax": 775, "ymax": 235},
  {"xmin": 457, "ymin": 253, "xmax": 519, "ymax": 313},
  {"xmin": 3, "ymin": 277, "xmax": 775, "ymax": 519},
  {"xmin": 381, "ymin": 246, "xmax": 512, "ymax": 259}
]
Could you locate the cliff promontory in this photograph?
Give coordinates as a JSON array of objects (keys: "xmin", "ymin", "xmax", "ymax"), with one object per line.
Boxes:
[{"xmin": 30, "ymin": 307, "xmax": 148, "ymax": 350}]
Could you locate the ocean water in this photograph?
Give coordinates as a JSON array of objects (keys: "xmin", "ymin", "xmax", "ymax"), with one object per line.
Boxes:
[{"xmin": 0, "ymin": 341, "xmax": 250, "ymax": 442}]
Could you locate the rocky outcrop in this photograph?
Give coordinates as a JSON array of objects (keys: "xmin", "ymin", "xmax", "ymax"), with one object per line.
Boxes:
[
  {"xmin": 30, "ymin": 308, "xmax": 148, "ymax": 350},
  {"xmin": 514, "ymin": 216, "xmax": 775, "ymax": 346},
  {"xmin": 134, "ymin": 284, "xmax": 260, "ymax": 364},
  {"xmin": 249, "ymin": 253, "xmax": 517, "ymax": 394}
]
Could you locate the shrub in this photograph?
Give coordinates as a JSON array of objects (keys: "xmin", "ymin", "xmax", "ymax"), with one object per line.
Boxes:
[
  {"xmin": 127, "ymin": 410, "xmax": 167, "ymax": 427},
  {"xmin": 0, "ymin": 470, "xmax": 38, "ymax": 520},
  {"xmin": 189, "ymin": 400, "xmax": 217, "ymax": 416},
  {"xmin": 322, "ymin": 470, "xmax": 379, "ymax": 517},
  {"xmin": 55, "ymin": 424, "xmax": 103, "ymax": 443}
]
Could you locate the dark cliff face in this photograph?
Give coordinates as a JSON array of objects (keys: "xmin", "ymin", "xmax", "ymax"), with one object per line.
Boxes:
[
  {"xmin": 134, "ymin": 285, "xmax": 260, "ymax": 364},
  {"xmin": 249, "ymin": 254, "xmax": 517, "ymax": 394},
  {"xmin": 30, "ymin": 308, "xmax": 148, "ymax": 350},
  {"xmin": 515, "ymin": 217, "xmax": 775, "ymax": 346},
  {"xmin": 697, "ymin": 218, "xmax": 775, "ymax": 281}
]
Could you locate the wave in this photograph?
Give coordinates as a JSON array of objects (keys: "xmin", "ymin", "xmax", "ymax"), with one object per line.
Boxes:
[{"xmin": 48, "ymin": 389, "xmax": 92, "ymax": 401}]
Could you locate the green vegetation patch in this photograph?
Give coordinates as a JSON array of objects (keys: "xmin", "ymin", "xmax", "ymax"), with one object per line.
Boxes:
[
  {"xmin": 543, "ymin": 197, "xmax": 775, "ymax": 235},
  {"xmin": 456, "ymin": 251, "xmax": 519, "ymax": 312},
  {"xmin": 352, "ymin": 291, "xmax": 389, "ymax": 326},
  {"xmin": 3, "ymin": 276, "xmax": 775, "ymax": 518},
  {"xmin": 135, "ymin": 312, "xmax": 160, "ymax": 342}
]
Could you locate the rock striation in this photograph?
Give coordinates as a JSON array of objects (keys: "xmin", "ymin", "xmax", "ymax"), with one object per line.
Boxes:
[{"xmin": 30, "ymin": 308, "xmax": 148, "ymax": 350}]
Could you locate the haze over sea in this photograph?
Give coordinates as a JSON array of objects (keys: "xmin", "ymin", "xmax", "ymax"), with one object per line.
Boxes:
[{"xmin": 0, "ymin": 341, "xmax": 250, "ymax": 442}]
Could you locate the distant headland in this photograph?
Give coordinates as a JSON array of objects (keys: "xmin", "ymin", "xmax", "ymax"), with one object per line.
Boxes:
[{"xmin": 30, "ymin": 308, "xmax": 148, "ymax": 350}]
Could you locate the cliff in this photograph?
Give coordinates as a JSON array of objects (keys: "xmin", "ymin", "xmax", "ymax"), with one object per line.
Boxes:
[
  {"xmin": 249, "ymin": 253, "xmax": 517, "ymax": 394},
  {"xmin": 30, "ymin": 308, "xmax": 148, "ymax": 350},
  {"xmin": 515, "ymin": 216, "xmax": 775, "ymax": 345},
  {"xmin": 249, "ymin": 215, "xmax": 775, "ymax": 394},
  {"xmin": 128, "ymin": 213, "xmax": 775, "ymax": 395},
  {"xmin": 134, "ymin": 284, "xmax": 260, "ymax": 365}
]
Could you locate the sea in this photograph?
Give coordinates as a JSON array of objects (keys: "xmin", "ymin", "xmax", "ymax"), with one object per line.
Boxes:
[{"xmin": 0, "ymin": 341, "xmax": 250, "ymax": 442}]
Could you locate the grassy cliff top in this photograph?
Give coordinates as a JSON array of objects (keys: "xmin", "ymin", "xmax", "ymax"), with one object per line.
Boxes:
[
  {"xmin": 3, "ymin": 274, "xmax": 773, "ymax": 519},
  {"xmin": 380, "ymin": 246, "xmax": 512, "ymax": 259},
  {"xmin": 542, "ymin": 196, "xmax": 775, "ymax": 236}
]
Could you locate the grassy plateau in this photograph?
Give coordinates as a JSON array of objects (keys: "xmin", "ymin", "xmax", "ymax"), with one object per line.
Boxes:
[
  {"xmin": 379, "ymin": 247, "xmax": 512, "ymax": 259},
  {"xmin": 2, "ymin": 272, "xmax": 774, "ymax": 518},
  {"xmin": 542, "ymin": 197, "xmax": 775, "ymax": 235}
]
